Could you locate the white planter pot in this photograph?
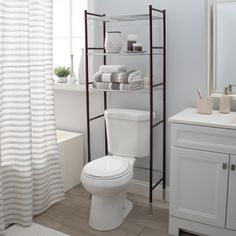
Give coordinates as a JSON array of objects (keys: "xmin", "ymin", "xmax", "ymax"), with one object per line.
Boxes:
[
  {"xmin": 57, "ymin": 77, "xmax": 67, "ymax": 83},
  {"xmin": 105, "ymin": 31, "xmax": 122, "ymax": 53}
]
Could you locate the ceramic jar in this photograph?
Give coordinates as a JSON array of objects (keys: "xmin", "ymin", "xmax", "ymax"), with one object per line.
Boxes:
[
  {"xmin": 105, "ymin": 31, "xmax": 122, "ymax": 53},
  {"xmin": 67, "ymin": 76, "xmax": 77, "ymax": 84}
]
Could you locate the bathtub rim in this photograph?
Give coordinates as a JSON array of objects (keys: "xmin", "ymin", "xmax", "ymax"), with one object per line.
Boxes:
[{"xmin": 56, "ymin": 129, "xmax": 83, "ymax": 144}]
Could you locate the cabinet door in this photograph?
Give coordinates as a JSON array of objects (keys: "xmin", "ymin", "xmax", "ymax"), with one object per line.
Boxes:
[
  {"xmin": 226, "ymin": 155, "xmax": 236, "ymax": 231},
  {"xmin": 170, "ymin": 147, "xmax": 229, "ymax": 228}
]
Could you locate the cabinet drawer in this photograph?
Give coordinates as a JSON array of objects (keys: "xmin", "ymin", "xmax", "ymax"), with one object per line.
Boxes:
[{"xmin": 172, "ymin": 123, "xmax": 236, "ymax": 154}]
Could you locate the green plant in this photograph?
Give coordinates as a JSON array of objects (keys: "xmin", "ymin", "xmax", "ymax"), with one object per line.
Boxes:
[{"xmin": 54, "ymin": 66, "xmax": 71, "ymax": 78}]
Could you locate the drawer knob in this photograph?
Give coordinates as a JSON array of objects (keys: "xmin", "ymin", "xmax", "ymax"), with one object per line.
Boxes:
[
  {"xmin": 231, "ymin": 164, "xmax": 236, "ymax": 171},
  {"xmin": 222, "ymin": 163, "xmax": 228, "ymax": 170}
]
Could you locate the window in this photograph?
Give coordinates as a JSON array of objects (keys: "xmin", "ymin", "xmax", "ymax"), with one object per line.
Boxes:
[{"xmin": 53, "ymin": 0, "xmax": 87, "ymax": 76}]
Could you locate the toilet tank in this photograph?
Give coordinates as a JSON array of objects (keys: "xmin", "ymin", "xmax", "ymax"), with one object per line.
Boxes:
[{"xmin": 105, "ymin": 109, "xmax": 155, "ymax": 158}]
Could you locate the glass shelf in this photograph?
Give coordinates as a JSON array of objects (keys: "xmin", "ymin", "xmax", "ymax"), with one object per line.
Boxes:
[
  {"xmin": 133, "ymin": 167, "xmax": 163, "ymax": 186},
  {"xmin": 87, "ymin": 52, "xmax": 163, "ymax": 56},
  {"xmin": 89, "ymin": 86, "xmax": 163, "ymax": 94},
  {"xmin": 87, "ymin": 14, "xmax": 163, "ymax": 22}
]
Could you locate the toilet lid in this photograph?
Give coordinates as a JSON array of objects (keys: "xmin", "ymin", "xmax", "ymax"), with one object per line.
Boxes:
[{"xmin": 83, "ymin": 156, "xmax": 130, "ymax": 178}]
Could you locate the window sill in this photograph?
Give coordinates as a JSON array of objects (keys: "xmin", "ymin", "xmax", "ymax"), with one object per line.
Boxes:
[{"xmin": 53, "ymin": 82, "xmax": 86, "ymax": 92}]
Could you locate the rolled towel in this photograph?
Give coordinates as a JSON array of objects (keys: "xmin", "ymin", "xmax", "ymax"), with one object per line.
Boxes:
[
  {"xmin": 93, "ymin": 71, "xmax": 103, "ymax": 82},
  {"xmin": 110, "ymin": 81, "xmax": 144, "ymax": 90},
  {"xmin": 120, "ymin": 81, "xmax": 144, "ymax": 90},
  {"xmin": 100, "ymin": 65, "xmax": 127, "ymax": 73},
  {"xmin": 128, "ymin": 70, "xmax": 142, "ymax": 82}
]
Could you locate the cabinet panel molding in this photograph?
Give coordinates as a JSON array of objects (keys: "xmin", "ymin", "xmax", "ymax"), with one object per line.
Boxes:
[
  {"xmin": 226, "ymin": 155, "xmax": 236, "ymax": 231},
  {"xmin": 170, "ymin": 147, "xmax": 229, "ymax": 228}
]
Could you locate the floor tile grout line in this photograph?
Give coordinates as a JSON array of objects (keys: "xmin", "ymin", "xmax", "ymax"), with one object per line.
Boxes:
[{"xmin": 137, "ymin": 226, "xmax": 146, "ymax": 236}]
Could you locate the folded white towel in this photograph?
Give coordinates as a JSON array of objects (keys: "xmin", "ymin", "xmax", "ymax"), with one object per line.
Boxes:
[
  {"xmin": 101, "ymin": 73, "xmax": 112, "ymax": 82},
  {"xmin": 93, "ymin": 81, "xmax": 144, "ymax": 91},
  {"xmin": 93, "ymin": 70, "xmax": 142, "ymax": 83},
  {"xmin": 100, "ymin": 65, "xmax": 127, "ymax": 73}
]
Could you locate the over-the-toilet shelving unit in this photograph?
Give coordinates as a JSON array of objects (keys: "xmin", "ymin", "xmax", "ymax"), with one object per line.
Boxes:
[{"xmin": 84, "ymin": 5, "xmax": 166, "ymax": 214}]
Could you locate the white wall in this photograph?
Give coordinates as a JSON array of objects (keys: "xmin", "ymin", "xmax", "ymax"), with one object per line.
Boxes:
[
  {"xmin": 54, "ymin": 90, "xmax": 106, "ymax": 160},
  {"xmin": 54, "ymin": 0, "xmax": 236, "ymax": 186}
]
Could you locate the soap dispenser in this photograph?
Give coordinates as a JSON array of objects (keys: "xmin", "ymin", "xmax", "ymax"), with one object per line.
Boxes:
[{"xmin": 219, "ymin": 87, "xmax": 230, "ymax": 114}]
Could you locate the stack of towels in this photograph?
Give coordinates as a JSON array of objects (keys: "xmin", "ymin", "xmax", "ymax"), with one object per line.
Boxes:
[{"xmin": 93, "ymin": 65, "xmax": 144, "ymax": 91}]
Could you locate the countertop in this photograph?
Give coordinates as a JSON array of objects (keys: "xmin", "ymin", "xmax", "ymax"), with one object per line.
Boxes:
[{"xmin": 169, "ymin": 108, "xmax": 236, "ymax": 130}]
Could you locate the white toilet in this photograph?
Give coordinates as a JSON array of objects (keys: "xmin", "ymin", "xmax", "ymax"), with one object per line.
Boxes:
[{"xmin": 81, "ymin": 108, "xmax": 152, "ymax": 231}]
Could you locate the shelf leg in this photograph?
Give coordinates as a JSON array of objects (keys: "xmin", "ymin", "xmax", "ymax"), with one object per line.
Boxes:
[
  {"xmin": 149, "ymin": 202, "xmax": 153, "ymax": 216},
  {"xmin": 149, "ymin": 4, "xmax": 154, "ymax": 218},
  {"xmin": 162, "ymin": 188, "xmax": 166, "ymax": 201}
]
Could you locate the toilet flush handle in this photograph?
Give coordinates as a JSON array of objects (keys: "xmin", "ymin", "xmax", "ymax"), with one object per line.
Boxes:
[{"xmin": 231, "ymin": 164, "xmax": 236, "ymax": 171}]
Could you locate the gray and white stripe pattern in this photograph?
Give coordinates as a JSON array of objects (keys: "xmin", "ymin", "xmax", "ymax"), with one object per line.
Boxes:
[{"xmin": 0, "ymin": 1, "xmax": 65, "ymax": 235}]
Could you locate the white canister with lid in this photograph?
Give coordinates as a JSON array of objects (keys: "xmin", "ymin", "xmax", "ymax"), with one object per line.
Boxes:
[{"xmin": 105, "ymin": 31, "xmax": 122, "ymax": 53}]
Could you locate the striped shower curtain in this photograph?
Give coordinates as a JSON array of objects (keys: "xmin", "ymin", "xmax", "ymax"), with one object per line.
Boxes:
[{"xmin": 0, "ymin": 0, "xmax": 65, "ymax": 234}]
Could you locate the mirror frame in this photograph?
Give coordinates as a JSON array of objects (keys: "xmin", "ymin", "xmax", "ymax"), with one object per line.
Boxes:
[{"xmin": 208, "ymin": 0, "xmax": 236, "ymax": 99}]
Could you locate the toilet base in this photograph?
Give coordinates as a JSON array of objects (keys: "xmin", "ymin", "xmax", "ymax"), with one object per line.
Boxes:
[
  {"xmin": 89, "ymin": 191, "xmax": 133, "ymax": 231},
  {"xmin": 124, "ymin": 199, "xmax": 133, "ymax": 218}
]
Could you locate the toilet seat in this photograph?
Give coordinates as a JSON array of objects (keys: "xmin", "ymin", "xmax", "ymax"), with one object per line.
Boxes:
[{"xmin": 83, "ymin": 155, "xmax": 131, "ymax": 180}]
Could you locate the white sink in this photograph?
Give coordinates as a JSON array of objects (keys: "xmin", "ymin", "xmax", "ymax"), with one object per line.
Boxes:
[{"xmin": 210, "ymin": 113, "xmax": 236, "ymax": 124}]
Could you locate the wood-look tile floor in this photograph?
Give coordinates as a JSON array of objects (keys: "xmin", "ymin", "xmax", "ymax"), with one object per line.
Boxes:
[{"xmin": 34, "ymin": 185, "xmax": 195, "ymax": 236}]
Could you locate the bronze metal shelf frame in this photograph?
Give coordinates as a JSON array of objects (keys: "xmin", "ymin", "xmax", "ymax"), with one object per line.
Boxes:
[{"xmin": 84, "ymin": 5, "xmax": 166, "ymax": 215}]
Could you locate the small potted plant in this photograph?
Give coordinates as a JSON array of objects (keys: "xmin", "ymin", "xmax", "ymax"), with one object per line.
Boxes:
[{"xmin": 54, "ymin": 66, "xmax": 71, "ymax": 83}]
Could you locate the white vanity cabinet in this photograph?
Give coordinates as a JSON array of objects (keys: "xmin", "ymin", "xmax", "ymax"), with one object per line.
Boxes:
[{"xmin": 169, "ymin": 108, "xmax": 236, "ymax": 236}]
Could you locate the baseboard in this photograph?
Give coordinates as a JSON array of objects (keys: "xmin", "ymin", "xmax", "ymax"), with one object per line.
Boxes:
[{"xmin": 127, "ymin": 179, "xmax": 169, "ymax": 202}]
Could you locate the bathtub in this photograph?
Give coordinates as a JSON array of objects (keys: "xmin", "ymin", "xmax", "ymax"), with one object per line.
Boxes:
[{"xmin": 56, "ymin": 130, "xmax": 84, "ymax": 192}]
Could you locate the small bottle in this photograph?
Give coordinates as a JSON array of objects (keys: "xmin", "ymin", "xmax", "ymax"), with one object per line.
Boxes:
[
  {"xmin": 219, "ymin": 87, "xmax": 230, "ymax": 114},
  {"xmin": 127, "ymin": 34, "xmax": 136, "ymax": 51}
]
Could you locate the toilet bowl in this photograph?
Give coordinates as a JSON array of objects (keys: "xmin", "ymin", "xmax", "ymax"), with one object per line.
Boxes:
[
  {"xmin": 81, "ymin": 155, "xmax": 134, "ymax": 230},
  {"xmin": 81, "ymin": 108, "xmax": 153, "ymax": 231}
]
